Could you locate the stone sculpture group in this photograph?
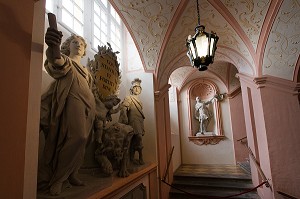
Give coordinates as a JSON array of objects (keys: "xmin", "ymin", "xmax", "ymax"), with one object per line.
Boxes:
[{"xmin": 38, "ymin": 26, "xmax": 146, "ymax": 196}]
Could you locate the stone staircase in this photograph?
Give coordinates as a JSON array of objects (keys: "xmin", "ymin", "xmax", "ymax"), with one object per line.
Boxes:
[{"xmin": 169, "ymin": 164, "xmax": 261, "ymax": 199}]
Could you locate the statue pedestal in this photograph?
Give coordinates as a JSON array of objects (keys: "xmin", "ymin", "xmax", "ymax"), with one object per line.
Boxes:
[
  {"xmin": 37, "ymin": 163, "xmax": 157, "ymax": 199},
  {"xmin": 196, "ymin": 132, "xmax": 216, "ymax": 137}
]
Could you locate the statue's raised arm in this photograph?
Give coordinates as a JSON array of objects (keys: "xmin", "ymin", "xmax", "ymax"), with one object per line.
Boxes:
[{"xmin": 45, "ymin": 13, "xmax": 64, "ymax": 66}]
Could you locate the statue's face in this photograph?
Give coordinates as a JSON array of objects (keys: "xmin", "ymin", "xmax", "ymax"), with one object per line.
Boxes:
[
  {"xmin": 69, "ymin": 37, "xmax": 85, "ymax": 57},
  {"xmin": 132, "ymin": 86, "xmax": 141, "ymax": 95}
]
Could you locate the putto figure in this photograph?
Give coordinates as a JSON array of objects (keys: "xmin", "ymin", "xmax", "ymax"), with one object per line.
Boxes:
[
  {"xmin": 119, "ymin": 78, "xmax": 145, "ymax": 165},
  {"xmin": 39, "ymin": 28, "xmax": 96, "ymax": 195}
]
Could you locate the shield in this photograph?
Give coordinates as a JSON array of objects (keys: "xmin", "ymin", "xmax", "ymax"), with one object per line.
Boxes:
[{"xmin": 89, "ymin": 44, "xmax": 121, "ymax": 99}]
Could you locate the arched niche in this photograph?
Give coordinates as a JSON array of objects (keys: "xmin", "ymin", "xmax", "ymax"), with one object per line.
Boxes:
[{"xmin": 187, "ymin": 79, "xmax": 225, "ymax": 145}]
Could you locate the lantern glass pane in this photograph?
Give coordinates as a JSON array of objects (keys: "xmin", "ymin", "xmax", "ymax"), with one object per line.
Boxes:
[
  {"xmin": 190, "ymin": 41, "xmax": 196, "ymax": 59},
  {"xmin": 195, "ymin": 34, "xmax": 208, "ymax": 57},
  {"xmin": 210, "ymin": 37, "xmax": 215, "ymax": 55}
]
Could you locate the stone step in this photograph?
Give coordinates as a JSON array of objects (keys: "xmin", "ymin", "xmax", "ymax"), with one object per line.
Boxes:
[
  {"xmin": 173, "ymin": 174, "xmax": 252, "ymax": 182},
  {"xmin": 172, "ymin": 177, "xmax": 256, "ymax": 190},
  {"xmin": 170, "ymin": 178, "xmax": 260, "ymax": 199},
  {"xmin": 170, "ymin": 164, "xmax": 260, "ymax": 199},
  {"xmin": 169, "ymin": 187, "xmax": 261, "ymax": 199}
]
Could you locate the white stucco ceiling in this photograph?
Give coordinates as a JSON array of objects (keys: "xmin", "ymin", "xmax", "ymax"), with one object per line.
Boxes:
[{"xmin": 110, "ymin": 0, "xmax": 300, "ymax": 89}]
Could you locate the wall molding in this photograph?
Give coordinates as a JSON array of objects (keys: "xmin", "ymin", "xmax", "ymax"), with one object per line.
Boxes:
[
  {"xmin": 237, "ymin": 73, "xmax": 300, "ymax": 95},
  {"xmin": 188, "ymin": 135, "xmax": 226, "ymax": 146},
  {"xmin": 227, "ymin": 87, "xmax": 241, "ymax": 99},
  {"xmin": 154, "ymin": 84, "xmax": 171, "ymax": 101}
]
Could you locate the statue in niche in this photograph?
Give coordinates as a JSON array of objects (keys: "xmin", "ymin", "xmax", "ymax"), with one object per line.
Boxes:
[
  {"xmin": 38, "ymin": 28, "xmax": 97, "ymax": 196},
  {"xmin": 194, "ymin": 94, "xmax": 225, "ymax": 136},
  {"xmin": 119, "ymin": 78, "xmax": 145, "ymax": 165}
]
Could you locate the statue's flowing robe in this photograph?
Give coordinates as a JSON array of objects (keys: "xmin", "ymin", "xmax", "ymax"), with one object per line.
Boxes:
[{"xmin": 39, "ymin": 54, "xmax": 96, "ymax": 188}]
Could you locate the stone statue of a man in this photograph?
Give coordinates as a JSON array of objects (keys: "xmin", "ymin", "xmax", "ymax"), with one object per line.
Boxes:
[
  {"xmin": 194, "ymin": 94, "xmax": 225, "ymax": 135},
  {"xmin": 119, "ymin": 78, "xmax": 145, "ymax": 165}
]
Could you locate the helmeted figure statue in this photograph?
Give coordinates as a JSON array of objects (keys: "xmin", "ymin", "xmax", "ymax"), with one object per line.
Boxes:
[{"xmin": 119, "ymin": 78, "xmax": 145, "ymax": 165}]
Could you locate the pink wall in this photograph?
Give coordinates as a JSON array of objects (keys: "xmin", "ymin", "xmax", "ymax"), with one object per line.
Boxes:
[
  {"xmin": 259, "ymin": 79, "xmax": 300, "ymax": 198},
  {"xmin": 239, "ymin": 74, "xmax": 300, "ymax": 199},
  {"xmin": 228, "ymin": 91, "xmax": 248, "ymax": 163},
  {"xmin": 240, "ymin": 79, "xmax": 273, "ymax": 199},
  {"xmin": 154, "ymin": 84, "xmax": 173, "ymax": 199},
  {"xmin": 0, "ymin": 0, "xmax": 44, "ymax": 198}
]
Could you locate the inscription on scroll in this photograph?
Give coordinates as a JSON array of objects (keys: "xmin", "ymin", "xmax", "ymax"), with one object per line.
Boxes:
[{"xmin": 89, "ymin": 44, "xmax": 121, "ymax": 98}]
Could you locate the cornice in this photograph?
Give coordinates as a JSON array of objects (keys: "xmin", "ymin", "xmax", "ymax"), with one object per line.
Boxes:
[
  {"xmin": 236, "ymin": 73, "xmax": 300, "ymax": 95},
  {"xmin": 154, "ymin": 84, "xmax": 171, "ymax": 101},
  {"xmin": 227, "ymin": 87, "xmax": 241, "ymax": 99}
]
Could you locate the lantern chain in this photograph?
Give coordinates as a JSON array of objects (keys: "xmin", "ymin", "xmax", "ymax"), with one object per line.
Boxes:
[{"xmin": 196, "ymin": 0, "xmax": 200, "ymax": 25}]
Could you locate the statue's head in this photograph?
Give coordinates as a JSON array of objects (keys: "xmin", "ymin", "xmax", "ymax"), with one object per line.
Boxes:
[
  {"xmin": 130, "ymin": 78, "xmax": 142, "ymax": 95},
  {"xmin": 61, "ymin": 34, "xmax": 87, "ymax": 57}
]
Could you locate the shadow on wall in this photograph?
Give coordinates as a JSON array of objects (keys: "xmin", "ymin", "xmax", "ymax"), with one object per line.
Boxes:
[{"xmin": 0, "ymin": 3, "xmax": 32, "ymax": 58}]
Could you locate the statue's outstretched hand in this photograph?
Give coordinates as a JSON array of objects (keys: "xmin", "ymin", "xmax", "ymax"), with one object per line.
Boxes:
[{"xmin": 45, "ymin": 28, "xmax": 63, "ymax": 47}]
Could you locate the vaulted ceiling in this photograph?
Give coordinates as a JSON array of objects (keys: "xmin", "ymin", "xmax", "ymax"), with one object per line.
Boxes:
[{"xmin": 110, "ymin": 0, "xmax": 300, "ymax": 91}]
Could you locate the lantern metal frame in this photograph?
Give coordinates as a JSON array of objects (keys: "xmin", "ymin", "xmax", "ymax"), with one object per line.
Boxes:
[{"xmin": 186, "ymin": 0, "xmax": 219, "ymax": 71}]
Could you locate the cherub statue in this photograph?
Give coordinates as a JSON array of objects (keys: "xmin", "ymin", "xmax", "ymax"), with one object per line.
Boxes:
[{"xmin": 94, "ymin": 95, "xmax": 121, "ymax": 144}]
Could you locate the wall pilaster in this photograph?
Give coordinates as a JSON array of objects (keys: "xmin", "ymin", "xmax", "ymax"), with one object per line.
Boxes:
[
  {"xmin": 154, "ymin": 84, "xmax": 172, "ymax": 199},
  {"xmin": 237, "ymin": 73, "xmax": 300, "ymax": 198},
  {"xmin": 0, "ymin": 1, "xmax": 45, "ymax": 198}
]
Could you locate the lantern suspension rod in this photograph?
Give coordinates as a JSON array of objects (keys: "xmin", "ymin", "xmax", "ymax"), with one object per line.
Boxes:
[{"xmin": 196, "ymin": 0, "xmax": 201, "ymax": 26}]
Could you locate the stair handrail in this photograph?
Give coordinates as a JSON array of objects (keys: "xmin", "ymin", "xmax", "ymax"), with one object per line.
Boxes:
[
  {"xmin": 247, "ymin": 146, "xmax": 270, "ymax": 188},
  {"xmin": 237, "ymin": 136, "xmax": 270, "ymax": 188},
  {"xmin": 277, "ymin": 191, "xmax": 298, "ymax": 199},
  {"xmin": 165, "ymin": 180, "xmax": 267, "ymax": 199},
  {"xmin": 162, "ymin": 146, "xmax": 174, "ymax": 182},
  {"xmin": 237, "ymin": 136, "xmax": 247, "ymax": 142}
]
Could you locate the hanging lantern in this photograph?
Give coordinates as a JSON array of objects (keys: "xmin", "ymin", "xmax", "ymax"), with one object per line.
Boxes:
[{"xmin": 186, "ymin": 0, "xmax": 219, "ymax": 71}]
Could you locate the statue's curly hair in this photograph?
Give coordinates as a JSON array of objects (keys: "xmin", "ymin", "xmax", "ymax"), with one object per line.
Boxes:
[{"xmin": 61, "ymin": 34, "xmax": 87, "ymax": 57}]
